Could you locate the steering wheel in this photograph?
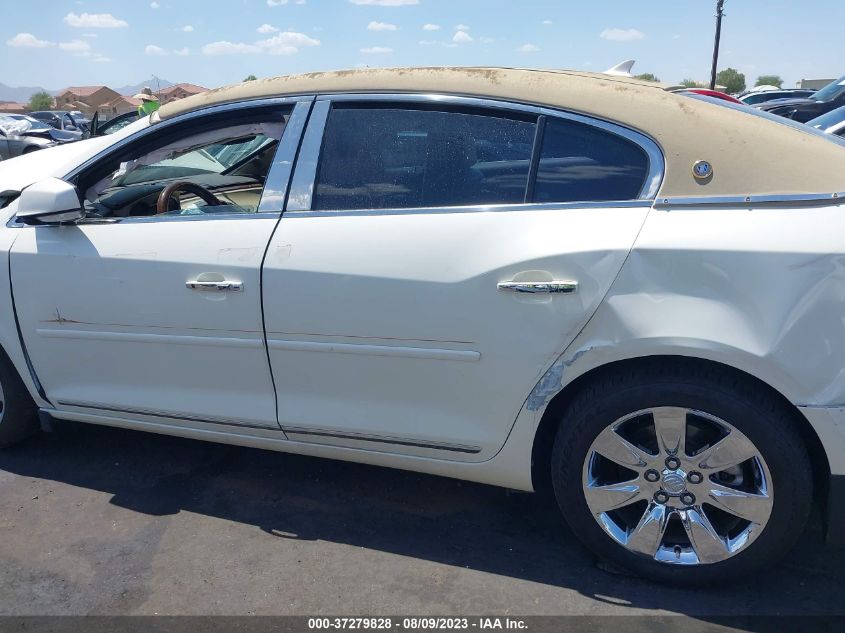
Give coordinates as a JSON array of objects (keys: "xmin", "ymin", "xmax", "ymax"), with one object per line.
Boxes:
[{"xmin": 156, "ymin": 180, "xmax": 226, "ymax": 214}]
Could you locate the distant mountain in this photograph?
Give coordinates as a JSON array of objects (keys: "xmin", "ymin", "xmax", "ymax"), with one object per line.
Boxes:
[
  {"xmin": 0, "ymin": 82, "xmax": 54, "ymax": 103},
  {"xmin": 116, "ymin": 79, "xmax": 175, "ymax": 96},
  {"xmin": 0, "ymin": 79, "xmax": 180, "ymax": 103}
]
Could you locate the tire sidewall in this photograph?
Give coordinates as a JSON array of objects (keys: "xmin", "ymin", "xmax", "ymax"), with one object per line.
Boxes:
[{"xmin": 552, "ymin": 376, "xmax": 811, "ymax": 585}]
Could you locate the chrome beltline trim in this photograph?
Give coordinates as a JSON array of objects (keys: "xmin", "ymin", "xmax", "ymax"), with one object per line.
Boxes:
[
  {"xmin": 654, "ymin": 192, "xmax": 844, "ymax": 209},
  {"xmin": 55, "ymin": 400, "xmax": 278, "ymax": 430}
]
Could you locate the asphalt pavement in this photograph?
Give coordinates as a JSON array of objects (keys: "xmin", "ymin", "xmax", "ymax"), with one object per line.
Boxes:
[{"xmin": 0, "ymin": 421, "xmax": 842, "ymax": 624}]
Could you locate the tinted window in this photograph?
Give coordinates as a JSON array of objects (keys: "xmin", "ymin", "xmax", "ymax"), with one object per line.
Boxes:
[
  {"xmin": 533, "ymin": 118, "xmax": 648, "ymax": 203},
  {"xmin": 313, "ymin": 108, "xmax": 536, "ymax": 211}
]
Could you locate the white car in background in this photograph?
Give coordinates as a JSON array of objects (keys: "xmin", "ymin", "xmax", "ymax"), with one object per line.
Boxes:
[{"xmin": 0, "ymin": 67, "xmax": 843, "ymax": 585}]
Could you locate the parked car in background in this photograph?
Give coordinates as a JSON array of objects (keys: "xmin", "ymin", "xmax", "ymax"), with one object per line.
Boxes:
[
  {"xmin": 676, "ymin": 88, "xmax": 744, "ymax": 104},
  {"xmin": 807, "ymin": 105, "xmax": 845, "ymax": 137},
  {"xmin": 0, "ymin": 68, "xmax": 844, "ymax": 586},
  {"xmin": 0, "ymin": 115, "xmax": 79, "ymax": 159},
  {"xmin": 739, "ymin": 89, "xmax": 814, "ymax": 106},
  {"xmin": 29, "ymin": 110, "xmax": 89, "ymax": 134},
  {"xmin": 88, "ymin": 110, "xmax": 139, "ymax": 137},
  {"xmin": 757, "ymin": 75, "xmax": 845, "ymax": 122}
]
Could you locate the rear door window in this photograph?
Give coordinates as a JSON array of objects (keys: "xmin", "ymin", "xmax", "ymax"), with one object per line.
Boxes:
[
  {"xmin": 533, "ymin": 118, "xmax": 649, "ymax": 203},
  {"xmin": 313, "ymin": 107, "xmax": 536, "ymax": 211}
]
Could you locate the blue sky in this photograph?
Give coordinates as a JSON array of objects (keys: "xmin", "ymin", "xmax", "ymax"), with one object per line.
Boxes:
[{"xmin": 2, "ymin": 0, "xmax": 843, "ymax": 90}]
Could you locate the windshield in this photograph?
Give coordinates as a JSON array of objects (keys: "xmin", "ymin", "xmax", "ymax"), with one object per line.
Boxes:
[
  {"xmin": 807, "ymin": 105, "xmax": 845, "ymax": 130},
  {"xmin": 811, "ymin": 76, "xmax": 845, "ymax": 102}
]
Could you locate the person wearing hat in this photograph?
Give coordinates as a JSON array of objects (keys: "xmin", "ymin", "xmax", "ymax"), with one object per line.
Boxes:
[{"xmin": 133, "ymin": 87, "xmax": 160, "ymax": 117}]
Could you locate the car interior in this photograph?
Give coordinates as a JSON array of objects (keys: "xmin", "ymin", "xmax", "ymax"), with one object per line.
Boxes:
[{"xmin": 77, "ymin": 111, "xmax": 288, "ymax": 219}]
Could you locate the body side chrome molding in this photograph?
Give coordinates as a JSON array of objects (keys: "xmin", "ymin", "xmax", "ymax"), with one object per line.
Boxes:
[
  {"xmin": 282, "ymin": 426, "xmax": 482, "ymax": 454},
  {"xmin": 52, "ymin": 402, "xmax": 482, "ymax": 454},
  {"xmin": 55, "ymin": 400, "xmax": 279, "ymax": 431},
  {"xmin": 266, "ymin": 337, "xmax": 480, "ymax": 362},
  {"xmin": 654, "ymin": 192, "xmax": 845, "ymax": 209}
]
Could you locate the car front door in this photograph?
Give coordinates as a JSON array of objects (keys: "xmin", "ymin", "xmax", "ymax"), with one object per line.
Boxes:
[
  {"xmin": 261, "ymin": 95, "xmax": 663, "ymax": 460},
  {"xmin": 9, "ymin": 98, "xmax": 312, "ymax": 429}
]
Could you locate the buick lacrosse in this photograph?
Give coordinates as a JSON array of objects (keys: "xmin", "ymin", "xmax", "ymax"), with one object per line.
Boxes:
[{"xmin": 0, "ymin": 67, "xmax": 843, "ymax": 584}]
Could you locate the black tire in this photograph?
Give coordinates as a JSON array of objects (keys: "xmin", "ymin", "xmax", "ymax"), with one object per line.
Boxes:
[
  {"xmin": 551, "ymin": 360, "xmax": 812, "ymax": 585},
  {"xmin": 0, "ymin": 350, "xmax": 39, "ymax": 447}
]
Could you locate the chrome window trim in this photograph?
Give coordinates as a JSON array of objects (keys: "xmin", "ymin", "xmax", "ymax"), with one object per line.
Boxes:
[
  {"xmin": 285, "ymin": 100, "xmax": 330, "ymax": 212},
  {"xmin": 283, "ymin": 92, "xmax": 665, "ymax": 214},
  {"xmin": 258, "ymin": 99, "xmax": 313, "ymax": 212},
  {"xmin": 61, "ymin": 95, "xmax": 315, "ymax": 185},
  {"xmin": 282, "ymin": 200, "xmax": 653, "ymax": 219},
  {"xmin": 20, "ymin": 96, "xmax": 317, "ymax": 227}
]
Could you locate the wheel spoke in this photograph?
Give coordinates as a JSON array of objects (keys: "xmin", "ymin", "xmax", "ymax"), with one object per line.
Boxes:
[
  {"xmin": 651, "ymin": 407, "xmax": 687, "ymax": 456},
  {"xmin": 681, "ymin": 507, "xmax": 730, "ymax": 564},
  {"xmin": 694, "ymin": 430, "xmax": 758, "ymax": 472},
  {"xmin": 625, "ymin": 502, "xmax": 670, "ymax": 558},
  {"xmin": 591, "ymin": 426, "xmax": 651, "ymax": 468},
  {"xmin": 704, "ymin": 482, "xmax": 772, "ymax": 524},
  {"xmin": 584, "ymin": 480, "xmax": 644, "ymax": 513}
]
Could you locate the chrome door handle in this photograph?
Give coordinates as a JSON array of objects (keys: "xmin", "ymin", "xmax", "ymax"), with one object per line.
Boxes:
[
  {"xmin": 497, "ymin": 280, "xmax": 578, "ymax": 294},
  {"xmin": 186, "ymin": 280, "xmax": 243, "ymax": 292}
]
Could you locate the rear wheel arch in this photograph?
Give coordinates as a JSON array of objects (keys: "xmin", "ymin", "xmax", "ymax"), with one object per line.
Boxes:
[{"xmin": 530, "ymin": 355, "xmax": 830, "ymax": 504}]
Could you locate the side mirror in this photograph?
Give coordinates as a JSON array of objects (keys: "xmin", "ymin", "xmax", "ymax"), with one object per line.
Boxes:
[{"xmin": 16, "ymin": 178, "xmax": 84, "ymax": 225}]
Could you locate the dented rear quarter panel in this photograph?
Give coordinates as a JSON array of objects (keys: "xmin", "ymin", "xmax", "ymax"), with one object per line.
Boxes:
[{"xmin": 503, "ymin": 201, "xmax": 845, "ymax": 486}]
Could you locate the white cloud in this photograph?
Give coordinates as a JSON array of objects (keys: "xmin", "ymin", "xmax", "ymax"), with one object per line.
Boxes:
[
  {"xmin": 516, "ymin": 43, "xmax": 539, "ymax": 53},
  {"xmin": 145, "ymin": 44, "xmax": 167, "ymax": 56},
  {"xmin": 257, "ymin": 24, "xmax": 279, "ymax": 33},
  {"xmin": 150, "ymin": 1, "xmax": 160, "ymax": 8},
  {"xmin": 368, "ymin": 21, "xmax": 398, "ymax": 31},
  {"xmin": 452, "ymin": 30, "xmax": 472, "ymax": 43},
  {"xmin": 202, "ymin": 41, "xmax": 261, "ymax": 55},
  {"xmin": 350, "ymin": 0, "xmax": 418, "ymax": 5},
  {"xmin": 542, "ymin": 20, "xmax": 553, "ymax": 25},
  {"xmin": 360, "ymin": 46, "xmax": 392, "ymax": 54},
  {"xmin": 92, "ymin": 55, "xmax": 110, "ymax": 63},
  {"xmin": 268, "ymin": 0, "xmax": 306, "ymax": 5},
  {"xmin": 600, "ymin": 28, "xmax": 645, "ymax": 42},
  {"xmin": 419, "ymin": 40, "xmax": 437, "ymax": 45},
  {"xmin": 174, "ymin": 47, "xmax": 190, "ymax": 56},
  {"xmin": 6, "ymin": 32, "xmax": 53, "ymax": 48},
  {"xmin": 64, "ymin": 13, "xmax": 128, "ymax": 28},
  {"xmin": 257, "ymin": 31, "xmax": 320, "ymax": 55},
  {"xmin": 455, "ymin": 24, "xmax": 469, "ymax": 30},
  {"xmin": 422, "ymin": 24, "xmax": 440, "ymax": 31},
  {"xmin": 182, "ymin": 25, "xmax": 194, "ymax": 33},
  {"xmin": 81, "ymin": 33, "xmax": 97, "ymax": 38},
  {"xmin": 59, "ymin": 39, "xmax": 91, "ymax": 52}
]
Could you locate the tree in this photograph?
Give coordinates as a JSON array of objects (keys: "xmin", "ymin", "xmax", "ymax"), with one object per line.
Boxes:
[
  {"xmin": 755, "ymin": 75, "xmax": 783, "ymax": 88},
  {"xmin": 634, "ymin": 73, "xmax": 660, "ymax": 83},
  {"xmin": 680, "ymin": 78, "xmax": 699, "ymax": 88},
  {"xmin": 715, "ymin": 68, "xmax": 746, "ymax": 94},
  {"xmin": 243, "ymin": 74, "xmax": 257, "ymax": 82},
  {"xmin": 27, "ymin": 90, "xmax": 53, "ymax": 111}
]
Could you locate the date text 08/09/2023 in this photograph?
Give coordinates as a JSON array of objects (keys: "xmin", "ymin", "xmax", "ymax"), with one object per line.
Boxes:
[{"xmin": 307, "ymin": 618, "xmax": 528, "ymax": 630}]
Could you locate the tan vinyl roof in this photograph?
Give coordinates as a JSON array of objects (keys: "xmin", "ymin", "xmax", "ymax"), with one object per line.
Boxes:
[{"xmin": 157, "ymin": 67, "xmax": 845, "ymax": 199}]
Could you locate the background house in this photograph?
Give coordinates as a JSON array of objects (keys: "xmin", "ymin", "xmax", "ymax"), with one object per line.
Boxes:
[
  {"xmin": 54, "ymin": 86, "xmax": 121, "ymax": 116},
  {"xmin": 157, "ymin": 83, "xmax": 208, "ymax": 104}
]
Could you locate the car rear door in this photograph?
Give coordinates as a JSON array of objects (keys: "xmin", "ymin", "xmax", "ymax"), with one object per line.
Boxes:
[{"xmin": 261, "ymin": 95, "xmax": 663, "ymax": 460}]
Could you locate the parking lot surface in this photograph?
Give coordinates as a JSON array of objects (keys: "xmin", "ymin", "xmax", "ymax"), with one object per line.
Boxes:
[{"xmin": 0, "ymin": 422, "xmax": 842, "ymax": 621}]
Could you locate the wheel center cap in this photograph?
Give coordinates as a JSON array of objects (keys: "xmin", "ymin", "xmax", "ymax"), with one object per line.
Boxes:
[{"xmin": 662, "ymin": 471, "xmax": 686, "ymax": 495}]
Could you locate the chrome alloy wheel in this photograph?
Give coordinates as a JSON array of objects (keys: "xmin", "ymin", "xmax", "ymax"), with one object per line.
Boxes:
[{"xmin": 582, "ymin": 407, "xmax": 773, "ymax": 565}]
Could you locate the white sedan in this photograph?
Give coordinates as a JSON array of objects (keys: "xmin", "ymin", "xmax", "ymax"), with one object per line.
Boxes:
[{"xmin": 0, "ymin": 67, "xmax": 843, "ymax": 584}]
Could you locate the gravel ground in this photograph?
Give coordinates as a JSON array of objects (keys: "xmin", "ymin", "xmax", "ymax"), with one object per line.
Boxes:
[{"xmin": 0, "ymin": 422, "xmax": 842, "ymax": 623}]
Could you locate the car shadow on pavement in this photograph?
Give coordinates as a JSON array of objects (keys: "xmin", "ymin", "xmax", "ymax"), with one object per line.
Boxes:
[{"xmin": 0, "ymin": 422, "xmax": 842, "ymax": 621}]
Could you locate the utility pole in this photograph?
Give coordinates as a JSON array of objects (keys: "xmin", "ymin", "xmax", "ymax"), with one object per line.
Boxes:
[{"xmin": 709, "ymin": 0, "xmax": 726, "ymax": 89}]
